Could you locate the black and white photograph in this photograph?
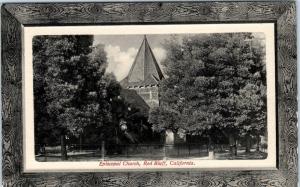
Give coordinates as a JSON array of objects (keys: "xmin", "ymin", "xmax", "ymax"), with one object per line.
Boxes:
[
  {"xmin": 21, "ymin": 23, "xmax": 277, "ymax": 171},
  {"xmin": 33, "ymin": 32, "xmax": 268, "ymax": 163},
  {"xmin": 2, "ymin": 2, "xmax": 297, "ymax": 186}
]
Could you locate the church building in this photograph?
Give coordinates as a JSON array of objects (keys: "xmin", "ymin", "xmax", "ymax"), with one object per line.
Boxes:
[
  {"xmin": 120, "ymin": 35, "xmax": 164, "ymax": 108},
  {"xmin": 120, "ymin": 35, "xmax": 185, "ymax": 145}
]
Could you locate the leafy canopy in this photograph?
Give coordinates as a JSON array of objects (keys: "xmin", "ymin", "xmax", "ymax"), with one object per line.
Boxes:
[{"xmin": 149, "ymin": 33, "xmax": 266, "ymax": 139}]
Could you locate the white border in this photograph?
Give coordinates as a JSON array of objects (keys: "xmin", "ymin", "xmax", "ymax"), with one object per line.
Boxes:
[{"xmin": 23, "ymin": 23, "xmax": 276, "ymax": 172}]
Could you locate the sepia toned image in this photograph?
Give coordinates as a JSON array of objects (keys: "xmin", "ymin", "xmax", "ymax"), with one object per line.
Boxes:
[{"xmin": 33, "ymin": 32, "xmax": 268, "ymax": 162}]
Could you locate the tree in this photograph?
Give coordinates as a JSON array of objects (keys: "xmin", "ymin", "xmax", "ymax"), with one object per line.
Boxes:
[
  {"xmin": 34, "ymin": 36, "xmax": 153, "ymax": 158},
  {"xmin": 33, "ymin": 36, "xmax": 62, "ymax": 154},
  {"xmin": 235, "ymin": 83, "xmax": 266, "ymax": 152},
  {"xmin": 149, "ymin": 33, "xmax": 266, "ymax": 156},
  {"xmin": 33, "ymin": 36, "xmax": 112, "ymax": 160},
  {"xmin": 101, "ymin": 77, "xmax": 154, "ymax": 152},
  {"xmin": 233, "ymin": 40, "xmax": 266, "ymax": 152}
]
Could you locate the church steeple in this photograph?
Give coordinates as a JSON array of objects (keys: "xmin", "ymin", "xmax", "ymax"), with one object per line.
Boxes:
[
  {"xmin": 120, "ymin": 35, "xmax": 164, "ymax": 108},
  {"xmin": 122, "ymin": 35, "xmax": 164, "ymax": 87}
]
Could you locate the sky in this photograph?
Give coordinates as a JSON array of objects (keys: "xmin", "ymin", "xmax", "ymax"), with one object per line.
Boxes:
[
  {"xmin": 93, "ymin": 34, "xmax": 175, "ymax": 81},
  {"xmin": 93, "ymin": 33, "xmax": 265, "ymax": 81}
]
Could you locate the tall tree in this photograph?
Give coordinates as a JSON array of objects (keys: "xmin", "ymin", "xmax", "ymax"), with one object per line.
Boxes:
[
  {"xmin": 33, "ymin": 36, "xmax": 111, "ymax": 160},
  {"xmin": 233, "ymin": 40, "xmax": 267, "ymax": 152},
  {"xmin": 149, "ymin": 33, "xmax": 266, "ymax": 156},
  {"xmin": 34, "ymin": 37, "xmax": 151, "ymax": 158}
]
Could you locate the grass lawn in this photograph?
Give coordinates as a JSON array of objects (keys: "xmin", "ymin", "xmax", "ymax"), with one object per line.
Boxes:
[
  {"xmin": 214, "ymin": 149, "xmax": 267, "ymax": 160},
  {"xmin": 36, "ymin": 147, "xmax": 267, "ymax": 162}
]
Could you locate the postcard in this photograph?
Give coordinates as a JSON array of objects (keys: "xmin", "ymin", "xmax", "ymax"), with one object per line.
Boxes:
[{"xmin": 22, "ymin": 23, "xmax": 276, "ymax": 172}]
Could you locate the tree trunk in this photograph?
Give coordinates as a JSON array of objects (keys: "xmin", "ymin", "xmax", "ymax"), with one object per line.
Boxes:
[
  {"xmin": 61, "ymin": 134, "xmax": 68, "ymax": 160},
  {"xmin": 229, "ymin": 135, "xmax": 237, "ymax": 157},
  {"xmin": 245, "ymin": 133, "xmax": 251, "ymax": 153},
  {"xmin": 101, "ymin": 140, "xmax": 105, "ymax": 160},
  {"xmin": 256, "ymin": 135, "xmax": 260, "ymax": 152},
  {"xmin": 208, "ymin": 136, "xmax": 215, "ymax": 159},
  {"xmin": 234, "ymin": 139, "xmax": 238, "ymax": 156},
  {"xmin": 79, "ymin": 134, "xmax": 82, "ymax": 152}
]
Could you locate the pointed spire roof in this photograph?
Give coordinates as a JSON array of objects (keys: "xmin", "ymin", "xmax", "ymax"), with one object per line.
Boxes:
[{"xmin": 121, "ymin": 35, "xmax": 164, "ymax": 87}]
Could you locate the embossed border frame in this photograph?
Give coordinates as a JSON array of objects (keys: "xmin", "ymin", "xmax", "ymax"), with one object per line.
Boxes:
[{"xmin": 1, "ymin": 2, "xmax": 297, "ymax": 187}]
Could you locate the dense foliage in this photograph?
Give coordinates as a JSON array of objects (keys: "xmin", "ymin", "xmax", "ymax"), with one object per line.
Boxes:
[
  {"xmin": 34, "ymin": 36, "xmax": 109, "ymax": 158},
  {"xmin": 149, "ymin": 33, "xmax": 266, "ymax": 152},
  {"xmin": 34, "ymin": 35, "xmax": 155, "ymax": 158}
]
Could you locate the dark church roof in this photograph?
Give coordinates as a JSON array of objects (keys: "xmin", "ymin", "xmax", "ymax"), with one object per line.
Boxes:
[
  {"xmin": 120, "ymin": 89, "xmax": 150, "ymax": 116},
  {"xmin": 120, "ymin": 35, "xmax": 164, "ymax": 88}
]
